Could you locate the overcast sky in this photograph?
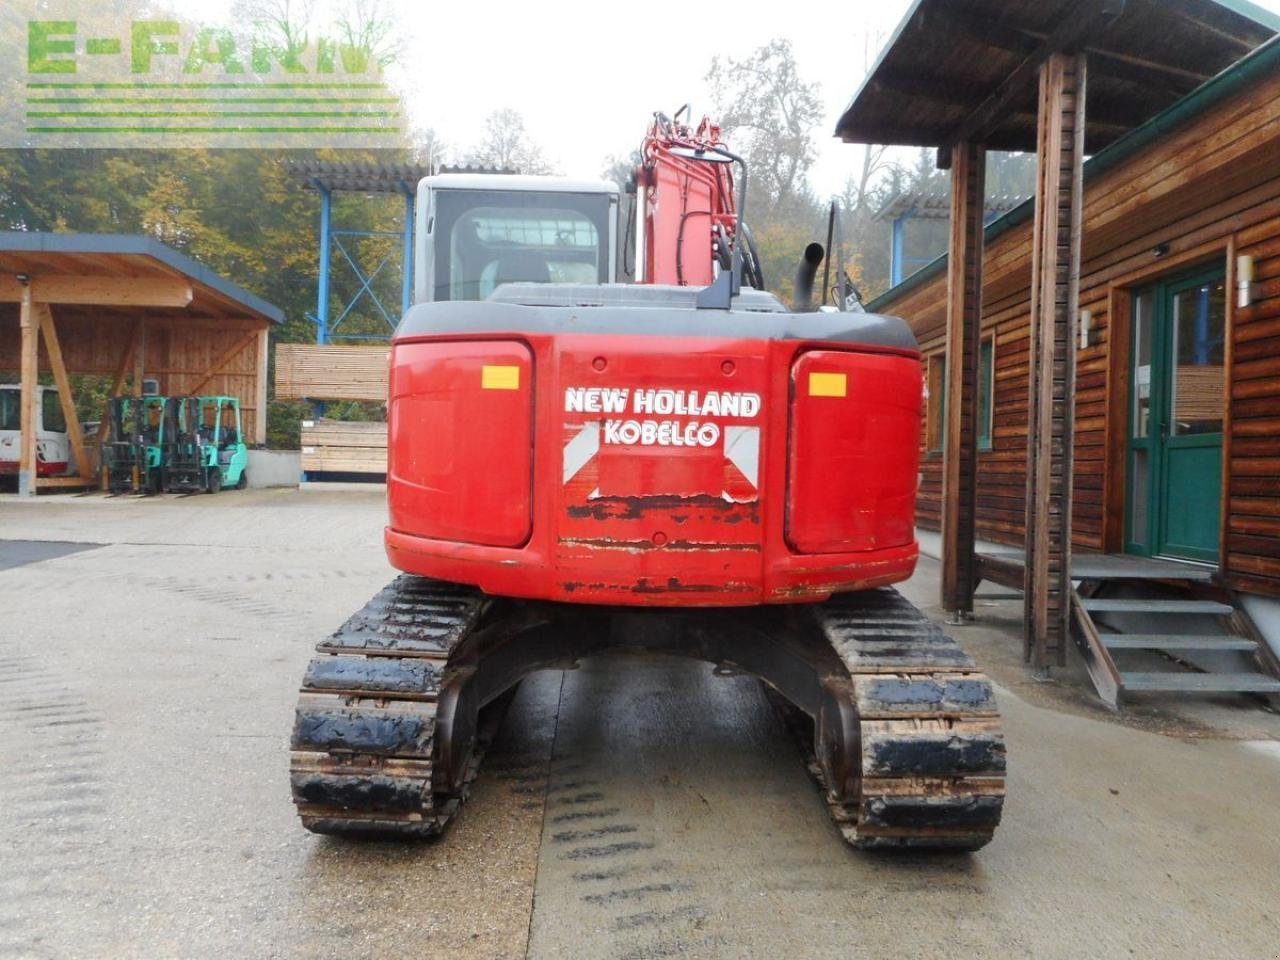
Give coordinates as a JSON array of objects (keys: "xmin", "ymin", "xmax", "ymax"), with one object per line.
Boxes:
[
  {"xmin": 193, "ymin": 0, "xmax": 1280, "ymax": 196},
  {"xmin": 380, "ymin": 0, "xmax": 913, "ymax": 194}
]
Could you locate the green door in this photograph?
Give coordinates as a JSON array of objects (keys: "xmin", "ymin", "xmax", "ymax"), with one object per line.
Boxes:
[{"xmin": 1125, "ymin": 266, "xmax": 1226, "ymax": 564}]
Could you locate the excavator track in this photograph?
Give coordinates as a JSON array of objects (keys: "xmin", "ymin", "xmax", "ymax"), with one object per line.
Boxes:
[
  {"xmin": 787, "ymin": 588, "xmax": 1006, "ymax": 851},
  {"xmin": 289, "ymin": 575, "xmax": 494, "ymax": 838},
  {"xmin": 290, "ymin": 578, "xmax": 1005, "ymax": 851}
]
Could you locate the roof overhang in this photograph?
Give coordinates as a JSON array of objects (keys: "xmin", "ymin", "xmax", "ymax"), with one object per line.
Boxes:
[
  {"xmin": 0, "ymin": 232, "xmax": 284, "ymax": 323},
  {"xmin": 835, "ymin": 0, "xmax": 1280, "ymax": 160},
  {"xmin": 290, "ymin": 160, "xmax": 431, "ymax": 195},
  {"xmin": 866, "ymin": 33, "xmax": 1280, "ymax": 311}
]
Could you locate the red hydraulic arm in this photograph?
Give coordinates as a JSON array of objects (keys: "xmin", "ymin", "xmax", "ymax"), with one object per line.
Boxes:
[{"xmin": 636, "ymin": 111, "xmax": 741, "ymax": 287}]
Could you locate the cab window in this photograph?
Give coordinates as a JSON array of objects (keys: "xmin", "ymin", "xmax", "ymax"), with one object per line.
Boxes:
[{"xmin": 434, "ymin": 189, "xmax": 611, "ymax": 302}]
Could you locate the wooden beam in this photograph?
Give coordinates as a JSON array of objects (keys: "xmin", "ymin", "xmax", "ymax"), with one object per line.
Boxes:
[
  {"xmin": 255, "ymin": 327, "xmax": 269, "ymax": 446},
  {"xmin": 941, "ymin": 142, "xmax": 986, "ymax": 617},
  {"xmin": 932, "ymin": 5, "xmax": 1207, "ymax": 91},
  {"xmin": 34, "ymin": 475, "xmax": 98, "ymax": 489},
  {"xmin": 0, "ymin": 275, "xmax": 193, "ymax": 308},
  {"xmin": 187, "ymin": 330, "xmax": 260, "ymax": 397},
  {"xmin": 1006, "ymin": 21, "xmax": 1214, "ymax": 86},
  {"xmin": 937, "ymin": 0, "xmax": 1124, "ymax": 168},
  {"xmin": 1081, "ymin": 51, "xmax": 1201, "ymax": 97},
  {"xmin": 17, "ymin": 286, "xmax": 39, "ymax": 496},
  {"xmin": 35, "ymin": 304, "xmax": 88, "ymax": 482},
  {"xmin": 1162, "ymin": 0, "xmax": 1261, "ymax": 53},
  {"xmin": 110, "ymin": 322, "xmax": 142, "ymax": 396},
  {"xmin": 926, "ymin": 6, "xmax": 1041, "ymax": 58},
  {"xmin": 133, "ymin": 320, "xmax": 147, "ymax": 398},
  {"xmin": 873, "ymin": 68, "xmax": 1002, "ymax": 111},
  {"xmin": 1024, "ymin": 52, "xmax": 1087, "ymax": 671}
]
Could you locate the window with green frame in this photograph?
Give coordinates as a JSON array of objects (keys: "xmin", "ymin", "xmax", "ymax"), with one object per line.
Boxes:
[
  {"xmin": 979, "ymin": 337, "xmax": 994, "ymax": 450},
  {"xmin": 926, "ymin": 341, "xmax": 993, "ymax": 455}
]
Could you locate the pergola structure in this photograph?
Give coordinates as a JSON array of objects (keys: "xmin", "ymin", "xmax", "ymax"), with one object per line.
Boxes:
[
  {"xmin": 291, "ymin": 160, "xmax": 429, "ymax": 345},
  {"xmin": 0, "ymin": 232, "xmax": 283, "ymax": 495},
  {"xmin": 876, "ymin": 189, "xmax": 1028, "ymax": 286},
  {"xmin": 836, "ymin": 0, "xmax": 1279, "ymax": 669}
]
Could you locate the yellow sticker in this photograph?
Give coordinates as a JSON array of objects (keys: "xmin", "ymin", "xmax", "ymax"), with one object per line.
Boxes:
[
  {"xmin": 808, "ymin": 371, "xmax": 847, "ymax": 398},
  {"xmin": 481, "ymin": 365, "xmax": 521, "ymax": 390}
]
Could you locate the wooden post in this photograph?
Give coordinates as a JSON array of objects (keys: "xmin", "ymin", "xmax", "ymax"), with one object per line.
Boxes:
[
  {"xmin": 36, "ymin": 305, "xmax": 88, "ymax": 482},
  {"xmin": 133, "ymin": 319, "xmax": 147, "ymax": 399},
  {"xmin": 941, "ymin": 141, "xmax": 987, "ymax": 618},
  {"xmin": 255, "ymin": 327, "xmax": 269, "ymax": 446},
  {"xmin": 17, "ymin": 287, "xmax": 39, "ymax": 497},
  {"xmin": 1024, "ymin": 52, "xmax": 1087, "ymax": 670}
]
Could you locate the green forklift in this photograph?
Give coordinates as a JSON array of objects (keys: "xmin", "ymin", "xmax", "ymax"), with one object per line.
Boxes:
[
  {"xmin": 163, "ymin": 395, "xmax": 248, "ymax": 494},
  {"xmin": 102, "ymin": 395, "xmax": 168, "ymax": 494}
]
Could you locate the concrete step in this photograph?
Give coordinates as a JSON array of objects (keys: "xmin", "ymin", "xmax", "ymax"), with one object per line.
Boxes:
[
  {"xmin": 1119, "ymin": 671, "xmax": 1280, "ymax": 693},
  {"xmin": 1100, "ymin": 634, "xmax": 1258, "ymax": 652},
  {"xmin": 1072, "ymin": 558, "xmax": 1216, "ymax": 582},
  {"xmin": 1081, "ymin": 598, "xmax": 1234, "ymax": 615}
]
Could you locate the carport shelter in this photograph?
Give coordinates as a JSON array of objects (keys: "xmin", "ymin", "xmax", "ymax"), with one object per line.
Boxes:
[{"xmin": 0, "ymin": 232, "xmax": 283, "ymax": 494}]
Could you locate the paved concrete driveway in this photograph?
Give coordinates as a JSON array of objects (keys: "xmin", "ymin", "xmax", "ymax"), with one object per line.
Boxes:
[{"xmin": 1, "ymin": 490, "xmax": 1277, "ymax": 959}]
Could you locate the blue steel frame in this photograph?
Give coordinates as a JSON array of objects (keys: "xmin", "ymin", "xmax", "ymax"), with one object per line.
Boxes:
[
  {"xmin": 311, "ymin": 181, "xmax": 416, "ymax": 345},
  {"xmin": 890, "ymin": 205, "xmax": 1018, "ymax": 287},
  {"xmin": 890, "ymin": 211, "xmax": 936, "ymax": 286}
]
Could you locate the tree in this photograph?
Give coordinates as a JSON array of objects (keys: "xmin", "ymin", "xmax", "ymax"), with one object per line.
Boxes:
[
  {"xmin": 412, "ymin": 126, "xmax": 449, "ymax": 169},
  {"xmin": 986, "ymin": 151, "xmax": 1037, "ymax": 200},
  {"xmin": 601, "ymin": 148, "xmax": 641, "ymax": 189},
  {"xmin": 707, "ymin": 39, "xmax": 824, "ymax": 217},
  {"xmin": 230, "ymin": 0, "xmax": 315, "ymax": 64},
  {"xmin": 333, "ymin": 0, "xmax": 403, "ymax": 71},
  {"xmin": 465, "ymin": 109, "xmax": 557, "ymax": 175}
]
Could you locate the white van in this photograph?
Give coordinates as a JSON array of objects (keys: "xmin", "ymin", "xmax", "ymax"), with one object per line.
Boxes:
[{"xmin": 0, "ymin": 385, "xmax": 73, "ymax": 478}]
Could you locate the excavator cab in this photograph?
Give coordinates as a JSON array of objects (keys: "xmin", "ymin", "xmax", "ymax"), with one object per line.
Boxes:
[{"xmin": 414, "ymin": 174, "xmax": 622, "ymax": 304}]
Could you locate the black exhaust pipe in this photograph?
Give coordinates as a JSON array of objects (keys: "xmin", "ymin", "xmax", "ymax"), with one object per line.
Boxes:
[{"xmin": 793, "ymin": 242, "xmax": 824, "ymax": 312}]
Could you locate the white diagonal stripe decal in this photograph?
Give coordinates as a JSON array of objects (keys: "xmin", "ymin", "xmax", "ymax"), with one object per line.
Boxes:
[
  {"xmin": 724, "ymin": 425, "xmax": 760, "ymax": 489},
  {"xmin": 563, "ymin": 421, "xmax": 600, "ymax": 484}
]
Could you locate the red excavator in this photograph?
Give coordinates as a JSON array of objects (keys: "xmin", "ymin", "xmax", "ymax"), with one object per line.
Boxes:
[{"xmin": 289, "ymin": 110, "xmax": 1006, "ymax": 851}]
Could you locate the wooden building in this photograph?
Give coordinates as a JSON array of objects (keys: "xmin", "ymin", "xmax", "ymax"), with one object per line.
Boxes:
[
  {"xmin": 0, "ymin": 232, "xmax": 283, "ymax": 493},
  {"xmin": 836, "ymin": 0, "xmax": 1280, "ymax": 704}
]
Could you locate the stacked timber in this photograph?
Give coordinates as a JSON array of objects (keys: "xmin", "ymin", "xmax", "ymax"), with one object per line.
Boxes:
[
  {"xmin": 275, "ymin": 344, "xmax": 389, "ymax": 401},
  {"xmin": 275, "ymin": 344, "xmax": 390, "ymax": 478},
  {"xmin": 300, "ymin": 419, "xmax": 387, "ymax": 475}
]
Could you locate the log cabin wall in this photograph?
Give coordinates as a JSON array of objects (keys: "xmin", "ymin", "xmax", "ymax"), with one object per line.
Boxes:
[{"xmin": 874, "ymin": 59, "xmax": 1280, "ymax": 596}]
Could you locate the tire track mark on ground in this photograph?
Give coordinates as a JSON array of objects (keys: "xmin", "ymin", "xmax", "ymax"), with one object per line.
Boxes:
[{"xmin": 0, "ymin": 655, "xmax": 107, "ymax": 958}]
